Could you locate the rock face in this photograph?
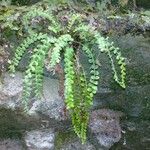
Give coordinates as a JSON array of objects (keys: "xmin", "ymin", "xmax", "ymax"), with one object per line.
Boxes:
[
  {"xmin": 0, "ymin": 33, "xmax": 149, "ymax": 149},
  {"xmin": 0, "ymin": 72, "xmax": 65, "ymax": 121},
  {"xmin": 60, "ymin": 140, "xmax": 96, "ymax": 150},
  {"xmin": 94, "ymin": 34, "xmax": 150, "ymax": 119},
  {"xmin": 0, "ymin": 72, "xmax": 23, "ymax": 109},
  {"xmin": 29, "ymin": 77, "xmax": 65, "ymax": 121},
  {"xmin": 54, "ymin": 128, "xmax": 98, "ymax": 150},
  {"xmin": 89, "ymin": 109, "xmax": 123, "ymax": 149},
  {"xmin": 24, "ymin": 129, "xmax": 55, "ymax": 150},
  {"xmin": 0, "ymin": 139, "xmax": 23, "ymax": 150}
]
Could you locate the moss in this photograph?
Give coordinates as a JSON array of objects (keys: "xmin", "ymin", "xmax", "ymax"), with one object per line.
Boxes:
[
  {"xmin": 136, "ymin": 0, "xmax": 150, "ymax": 9},
  {"xmin": 127, "ymin": 69, "xmax": 150, "ymax": 86},
  {"xmin": 0, "ymin": 108, "xmax": 23, "ymax": 139},
  {"xmin": 112, "ymin": 119, "xmax": 150, "ymax": 149},
  {"xmin": 55, "ymin": 129, "xmax": 77, "ymax": 150},
  {"xmin": 0, "ymin": 108, "xmax": 41, "ymax": 139}
]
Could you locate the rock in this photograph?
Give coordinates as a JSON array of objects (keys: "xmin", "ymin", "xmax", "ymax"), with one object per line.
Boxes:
[
  {"xmin": 111, "ymin": 119, "xmax": 150, "ymax": 149},
  {"xmin": 0, "ymin": 45, "xmax": 9, "ymax": 74},
  {"xmin": 55, "ymin": 129, "xmax": 97, "ymax": 150},
  {"xmin": 0, "ymin": 139, "xmax": 24, "ymax": 150},
  {"xmin": 0, "ymin": 107, "xmax": 46, "ymax": 140},
  {"xmin": 28, "ymin": 76, "xmax": 65, "ymax": 121},
  {"xmin": 24, "ymin": 129, "xmax": 56, "ymax": 150},
  {"xmin": 89, "ymin": 109, "xmax": 123, "ymax": 149},
  {"xmin": 113, "ymin": 34, "xmax": 150, "ymax": 86},
  {"xmin": 0, "ymin": 72, "xmax": 23, "ymax": 109},
  {"xmin": 85, "ymin": 0, "xmax": 96, "ymax": 6},
  {"xmin": 0, "ymin": 72, "xmax": 65, "ymax": 121},
  {"xmin": 136, "ymin": 0, "xmax": 150, "ymax": 9},
  {"xmin": 93, "ymin": 87, "xmax": 113, "ymax": 108},
  {"xmin": 123, "ymin": 85, "xmax": 150, "ymax": 119},
  {"xmin": 60, "ymin": 140, "xmax": 96, "ymax": 150}
]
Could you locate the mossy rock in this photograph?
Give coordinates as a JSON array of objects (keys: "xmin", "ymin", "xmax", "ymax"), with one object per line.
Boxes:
[{"xmin": 136, "ymin": 0, "xmax": 150, "ymax": 9}]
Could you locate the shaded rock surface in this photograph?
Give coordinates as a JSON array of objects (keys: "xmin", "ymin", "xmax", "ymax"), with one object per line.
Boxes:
[
  {"xmin": 111, "ymin": 119, "xmax": 150, "ymax": 149},
  {"xmin": 89, "ymin": 109, "xmax": 123, "ymax": 149},
  {"xmin": 29, "ymin": 77, "xmax": 65, "ymax": 121},
  {"xmin": 24, "ymin": 129, "xmax": 55, "ymax": 150},
  {"xmin": 0, "ymin": 108, "xmax": 42, "ymax": 139},
  {"xmin": 93, "ymin": 34, "xmax": 150, "ymax": 120},
  {"xmin": 0, "ymin": 139, "xmax": 24, "ymax": 150},
  {"xmin": 0, "ymin": 32, "xmax": 149, "ymax": 150},
  {"xmin": 60, "ymin": 140, "xmax": 96, "ymax": 150},
  {"xmin": 0, "ymin": 72, "xmax": 65, "ymax": 121},
  {"xmin": 54, "ymin": 129, "xmax": 98, "ymax": 150},
  {"xmin": 0, "ymin": 72, "xmax": 23, "ymax": 109}
]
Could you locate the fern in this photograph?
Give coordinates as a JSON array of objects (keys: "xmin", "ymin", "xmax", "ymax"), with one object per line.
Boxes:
[
  {"xmin": 75, "ymin": 25, "xmax": 126, "ymax": 88},
  {"xmin": 9, "ymin": 33, "xmax": 44, "ymax": 73},
  {"xmin": 94, "ymin": 32, "xmax": 126, "ymax": 88},
  {"xmin": 64, "ymin": 46, "xmax": 75, "ymax": 109},
  {"xmin": 9, "ymin": 7, "xmax": 126, "ymax": 143},
  {"xmin": 69, "ymin": 68, "xmax": 89, "ymax": 143},
  {"xmin": 50, "ymin": 34, "xmax": 73, "ymax": 68},
  {"xmin": 23, "ymin": 35, "xmax": 56, "ymax": 110},
  {"xmin": 22, "ymin": 7, "xmax": 60, "ymax": 34}
]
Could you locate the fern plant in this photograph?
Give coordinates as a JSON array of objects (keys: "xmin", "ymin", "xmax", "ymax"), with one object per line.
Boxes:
[{"xmin": 9, "ymin": 6, "xmax": 126, "ymax": 144}]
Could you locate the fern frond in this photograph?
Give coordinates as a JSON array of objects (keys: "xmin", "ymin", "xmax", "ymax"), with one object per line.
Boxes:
[
  {"xmin": 9, "ymin": 33, "xmax": 42, "ymax": 73},
  {"xmin": 49, "ymin": 34, "xmax": 73, "ymax": 68},
  {"xmin": 8, "ymin": 8, "xmax": 126, "ymax": 144},
  {"xmin": 71, "ymin": 70, "xmax": 90, "ymax": 144},
  {"xmin": 22, "ymin": 36, "xmax": 56, "ymax": 110},
  {"xmin": 82, "ymin": 44, "xmax": 99, "ymax": 96},
  {"xmin": 67, "ymin": 13, "xmax": 82, "ymax": 30},
  {"xmin": 75, "ymin": 24, "xmax": 126, "ymax": 88},
  {"xmin": 23, "ymin": 8, "xmax": 60, "ymax": 33},
  {"xmin": 94, "ymin": 32, "xmax": 126, "ymax": 88},
  {"xmin": 64, "ymin": 46, "xmax": 75, "ymax": 109}
]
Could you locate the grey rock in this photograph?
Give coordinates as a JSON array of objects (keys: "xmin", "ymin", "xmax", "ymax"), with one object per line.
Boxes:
[
  {"xmin": 0, "ymin": 107, "xmax": 44, "ymax": 140},
  {"xmin": 55, "ymin": 129, "xmax": 97, "ymax": 150},
  {"xmin": 89, "ymin": 109, "xmax": 123, "ymax": 149},
  {"xmin": 0, "ymin": 139, "xmax": 24, "ymax": 150},
  {"xmin": 0, "ymin": 72, "xmax": 23, "ymax": 109},
  {"xmin": 24, "ymin": 129, "xmax": 55, "ymax": 150},
  {"xmin": 124, "ymin": 85, "xmax": 150, "ymax": 118},
  {"xmin": 0, "ymin": 72, "xmax": 65, "ymax": 121},
  {"xmin": 28, "ymin": 77, "xmax": 65, "ymax": 121},
  {"xmin": 60, "ymin": 140, "xmax": 96, "ymax": 150},
  {"xmin": 85, "ymin": 0, "xmax": 96, "ymax": 6},
  {"xmin": 112, "ymin": 120, "xmax": 150, "ymax": 149}
]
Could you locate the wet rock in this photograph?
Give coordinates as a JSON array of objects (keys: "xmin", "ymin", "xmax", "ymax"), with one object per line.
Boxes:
[
  {"xmin": 89, "ymin": 109, "xmax": 123, "ymax": 149},
  {"xmin": 0, "ymin": 139, "xmax": 24, "ymax": 150},
  {"xmin": 24, "ymin": 129, "xmax": 56, "ymax": 150}
]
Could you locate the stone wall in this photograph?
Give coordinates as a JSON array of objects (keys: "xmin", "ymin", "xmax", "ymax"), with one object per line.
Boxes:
[
  {"xmin": 0, "ymin": 1, "xmax": 150, "ymax": 148},
  {"xmin": 0, "ymin": 33, "xmax": 149, "ymax": 149}
]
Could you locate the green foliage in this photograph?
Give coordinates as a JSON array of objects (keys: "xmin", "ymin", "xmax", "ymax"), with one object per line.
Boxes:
[
  {"xmin": 9, "ymin": 6, "xmax": 126, "ymax": 143},
  {"xmin": 0, "ymin": 0, "xmax": 33, "ymax": 6},
  {"xmin": 0, "ymin": 2, "xmax": 29, "ymax": 32}
]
